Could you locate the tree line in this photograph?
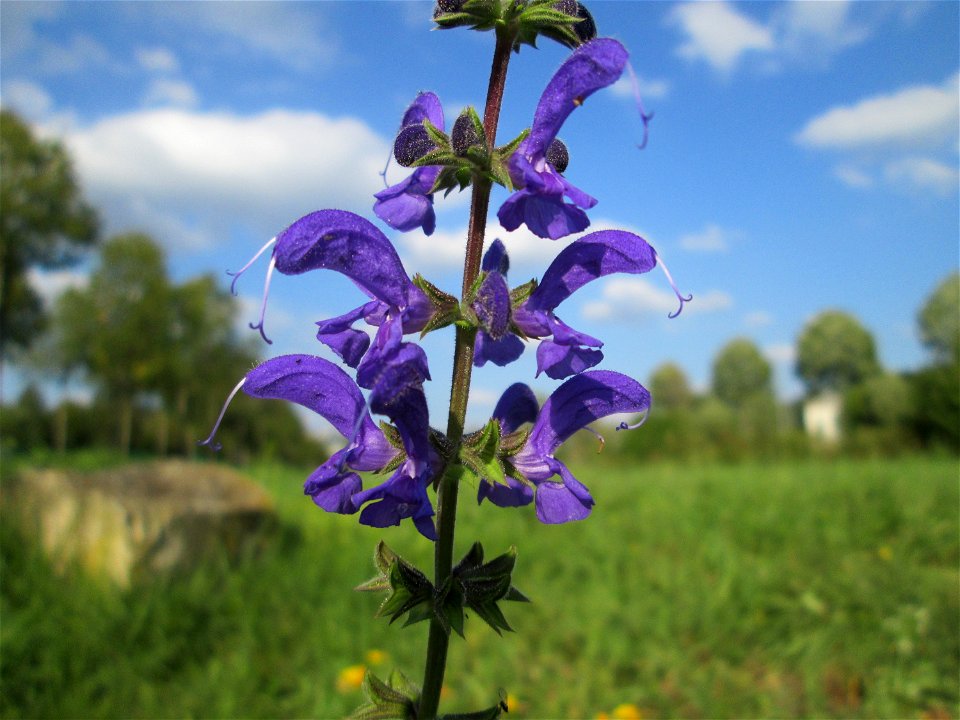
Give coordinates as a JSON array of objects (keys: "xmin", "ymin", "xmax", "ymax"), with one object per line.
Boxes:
[
  {"xmin": 618, "ymin": 277, "xmax": 959, "ymax": 462},
  {"xmin": 1, "ymin": 109, "xmax": 325, "ymax": 464}
]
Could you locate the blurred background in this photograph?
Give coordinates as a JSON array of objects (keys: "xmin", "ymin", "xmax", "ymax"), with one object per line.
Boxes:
[{"xmin": 1, "ymin": 2, "xmax": 957, "ymax": 718}]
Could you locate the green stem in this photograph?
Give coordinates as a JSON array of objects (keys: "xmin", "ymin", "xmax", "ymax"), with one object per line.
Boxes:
[{"xmin": 417, "ymin": 26, "xmax": 513, "ymax": 720}]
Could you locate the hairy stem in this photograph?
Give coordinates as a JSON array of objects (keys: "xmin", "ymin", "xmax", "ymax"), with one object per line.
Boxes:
[{"xmin": 418, "ymin": 26, "xmax": 513, "ymax": 720}]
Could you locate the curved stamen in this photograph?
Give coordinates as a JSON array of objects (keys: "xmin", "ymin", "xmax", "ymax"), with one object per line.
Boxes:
[
  {"xmin": 616, "ymin": 409, "xmax": 649, "ymax": 432},
  {"xmin": 197, "ymin": 376, "xmax": 247, "ymax": 451},
  {"xmin": 226, "ymin": 236, "xmax": 276, "ymax": 296},
  {"xmin": 248, "ymin": 255, "xmax": 277, "ymax": 344},
  {"xmin": 656, "ymin": 253, "xmax": 693, "ymax": 319},
  {"xmin": 625, "ymin": 61, "xmax": 654, "ymax": 150},
  {"xmin": 581, "ymin": 425, "xmax": 606, "ymax": 453}
]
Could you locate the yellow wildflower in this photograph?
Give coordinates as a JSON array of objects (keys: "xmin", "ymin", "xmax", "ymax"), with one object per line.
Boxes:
[
  {"xmin": 365, "ymin": 649, "xmax": 388, "ymax": 666},
  {"xmin": 336, "ymin": 664, "xmax": 366, "ymax": 693},
  {"xmin": 612, "ymin": 703, "xmax": 644, "ymax": 720}
]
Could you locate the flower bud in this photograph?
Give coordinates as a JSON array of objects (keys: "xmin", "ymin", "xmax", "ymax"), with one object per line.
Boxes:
[
  {"xmin": 394, "ymin": 124, "xmax": 435, "ymax": 167},
  {"xmin": 546, "ymin": 138, "xmax": 569, "ymax": 174},
  {"xmin": 451, "ymin": 112, "xmax": 483, "ymax": 156},
  {"xmin": 552, "ymin": 0, "xmax": 596, "ymax": 44}
]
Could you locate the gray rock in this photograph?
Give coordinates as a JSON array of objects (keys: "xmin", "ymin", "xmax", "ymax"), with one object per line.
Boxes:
[{"xmin": 6, "ymin": 461, "xmax": 277, "ymax": 586}]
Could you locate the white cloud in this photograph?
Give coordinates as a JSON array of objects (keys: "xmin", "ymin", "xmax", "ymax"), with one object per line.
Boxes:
[
  {"xmin": 144, "ymin": 3, "xmax": 339, "ymax": 73},
  {"xmin": 581, "ymin": 278, "xmax": 732, "ymax": 321},
  {"xmin": 795, "ymin": 74, "xmax": 960, "ymax": 149},
  {"xmin": 64, "ymin": 108, "xmax": 390, "ymax": 249},
  {"xmin": 745, "ymin": 311, "xmax": 773, "ymax": 328},
  {"xmin": 27, "ymin": 268, "xmax": 89, "ymax": 306},
  {"xmin": 33, "ymin": 34, "xmax": 113, "ymax": 75},
  {"xmin": 763, "ymin": 342, "xmax": 795, "ymax": 364},
  {"xmin": 833, "ymin": 164, "xmax": 874, "ymax": 188},
  {"xmin": 773, "ymin": 1, "xmax": 869, "ymax": 65},
  {"xmin": 670, "ymin": 1, "xmax": 774, "ymax": 73},
  {"xmin": 1, "ymin": 79, "xmax": 52, "ymax": 118},
  {"xmin": 143, "ymin": 79, "xmax": 198, "ymax": 108},
  {"xmin": 884, "ymin": 156, "xmax": 960, "ymax": 196},
  {"xmin": 679, "ymin": 223, "xmax": 731, "ymax": 252},
  {"xmin": 136, "ymin": 47, "xmax": 179, "ymax": 73},
  {"xmin": 611, "ymin": 75, "xmax": 670, "ymax": 101}
]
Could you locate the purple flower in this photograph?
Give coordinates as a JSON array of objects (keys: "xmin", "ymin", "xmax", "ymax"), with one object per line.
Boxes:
[
  {"xmin": 199, "ymin": 353, "xmax": 439, "ymax": 540},
  {"xmin": 473, "ymin": 229, "xmax": 689, "ymax": 378},
  {"xmin": 229, "ymin": 209, "xmax": 431, "ymax": 367},
  {"xmin": 374, "ymin": 92, "xmax": 445, "ymax": 236},
  {"xmin": 471, "ymin": 239, "xmax": 526, "ymax": 369},
  {"xmin": 498, "ymin": 38, "xmax": 628, "ymax": 239},
  {"xmin": 479, "ymin": 370, "xmax": 651, "ymax": 523}
]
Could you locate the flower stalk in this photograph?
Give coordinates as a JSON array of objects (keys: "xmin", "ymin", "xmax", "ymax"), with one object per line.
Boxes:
[{"xmin": 418, "ymin": 25, "xmax": 514, "ymax": 720}]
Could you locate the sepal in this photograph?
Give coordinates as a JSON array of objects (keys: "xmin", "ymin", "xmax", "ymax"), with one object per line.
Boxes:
[
  {"xmin": 349, "ymin": 669, "xmax": 420, "ymax": 720},
  {"xmin": 437, "ymin": 690, "xmax": 509, "ymax": 720},
  {"xmin": 451, "ymin": 543, "xmax": 530, "ymax": 636},
  {"xmin": 413, "ymin": 274, "xmax": 460, "ymax": 336},
  {"xmin": 460, "ymin": 418, "xmax": 506, "ymax": 487},
  {"xmin": 356, "ymin": 541, "xmax": 435, "ymax": 628}
]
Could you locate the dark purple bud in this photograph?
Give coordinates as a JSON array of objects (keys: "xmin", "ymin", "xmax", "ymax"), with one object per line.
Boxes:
[
  {"xmin": 451, "ymin": 112, "xmax": 483, "ymax": 157},
  {"xmin": 400, "ymin": 92, "xmax": 444, "ymax": 130},
  {"xmin": 572, "ymin": 3, "xmax": 597, "ymax": 43},
  {"xmin": 493, "ymin": 383, "xmax": 539, "ymax": 433},
  {"xmin": 552, "ymin": 0, "xmax": 577, "ymax": 14},
  {"xmin": 472, "ymin": 270, "xmax": 511, "ymax": 340},
  {"xmin": 481, "ymin": 239, "xmax": 510, "ymax": 275},
  {"xmin": 394, "ymin": 124, "xmax": 435, "ymax": 167},
  {"xmin": 545, "ymin": 139, "xmax": 569, "ymax": 173},
  {"xmin": 434, "ymin": 0, "xmax": 466, "ymax": 15}
]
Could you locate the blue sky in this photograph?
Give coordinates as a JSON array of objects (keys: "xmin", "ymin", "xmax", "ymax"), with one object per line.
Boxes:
[{"xmin": 2, "ymin": 0, "xmax": 958, "ymax": 430}]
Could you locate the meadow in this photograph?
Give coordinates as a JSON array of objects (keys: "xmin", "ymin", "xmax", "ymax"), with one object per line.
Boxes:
[{"xmin": 2, "ymin": 455, "xmax": 957, "ymax": 719}]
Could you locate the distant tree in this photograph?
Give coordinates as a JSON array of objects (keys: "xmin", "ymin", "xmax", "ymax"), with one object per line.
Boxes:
[
  {"xmin": 918, "ymin": 272, "xmax": 959, "ymax": 366},
  {"xmin": 0, "ymin": 110, "xmax": 98, "ymax": 357},
  {"xmin": 53, "ymin": 233, "xmax": 174, "ymax": 454},
  {"xmin": 649, "ymin": 362, "xmax": 693, "ymax": 411},
  {"xmin": 711, "ymin": 338, "xmax": 772, "ymax": 408},
  {"xmin": 796, "ymin": 310, "xmax": 879, "ymax": 395}
]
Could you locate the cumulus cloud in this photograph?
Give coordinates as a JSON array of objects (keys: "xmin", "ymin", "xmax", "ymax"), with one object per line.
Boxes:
[
  {"xmin": 143, "ymin": 79, "xmax": 198, "ymax": 108},
  {"xmin": 679, "ymin": 224, "xmax": 731, "ymax": 252},
  {"xmin": 27, "ymin": 268, "xmax": 89, "ymax": 307},
  {"xmin": 581, "ymin": 278, "xmax": 732, "ymax": 321},
  {"xmin": 763, "ymin": 342, "xmax": 795, "ymax": 365},
  {"xmin": 1, "ymin": 79, "xmax": 53, "ymax": 118},
  {"xmin": 795, "ymin": 74, "xmax": 960, "ymax": 149},
  {"xmin": 63, "ymin": 108, "xmax": 390, "ymax": 249},
  {"xmin": 884, "ymin": 156, "xmax": 960, "ymax": 196},
  {"xmin": 135, "ymin": 46, "xmax": 179, "ymax": 73},
  {"xmin": 670, "ymin": 1, "xmax": 774, "ymax": 73},
  {"xmin": 671, "ymin": 0, "xmax": 876, "ymax": 75},
  {"xmin": 833, "ymin": 164, "xmax": 874, "ymax": 189}
]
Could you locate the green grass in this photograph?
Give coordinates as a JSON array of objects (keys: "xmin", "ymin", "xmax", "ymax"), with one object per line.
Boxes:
[{"xmin": 2, "ymin": 456, "xmax": 957, "ymax": 719}]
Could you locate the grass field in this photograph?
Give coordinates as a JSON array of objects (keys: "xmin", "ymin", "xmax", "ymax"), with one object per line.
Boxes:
[{"xmin": 2, "ymin": 455, "xmax": 958, "ymax": 719}]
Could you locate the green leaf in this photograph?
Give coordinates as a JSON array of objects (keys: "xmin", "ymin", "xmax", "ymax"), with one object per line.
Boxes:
[
  {"xmin": 349, "ymin": 670, "xmax": 419, "ymax": 720},
  {"xmin": 438, "ymin": 689, "xmax": 509, "ymax": 720}
]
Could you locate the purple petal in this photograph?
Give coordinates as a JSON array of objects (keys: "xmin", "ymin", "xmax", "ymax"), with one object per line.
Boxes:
[
  {"xmin": 243, "ymin": 354, "xmax": 366, "ymax": 439},
  {"xmin": 274, "ymin": 209, "xmax": 413, "ymax": 308},
  {"xmin": 304, "ymin": 451, "xmax": 364, "ymax": 514},
  {"xmin": 527, "ymin": 370, "xmax": 651, "ymax": 458},
  {"xmin": 473, "ymin": 331, "xmax": 526, "ymax": 368},
  {"xmin": 535, "ymin": 340, "xmax": 603, "ymax": 379},
  {"xmin": 374, "ymin": 167, "xmax": 441, "ymax": 235},
  {"xmin": 526, "ymin": 230, "xmax": 658, "ymax": 312},
  {"xmin": 534, "ymin": 462, "xmax": 594, "ymax": 523},
  {"xmin": 478, "ymin": 476, "xmax": 534, "ymax": 508},
  {"xmin": 527, "ymin": 38, "xmax": 629, "ymax": 157},
  {"xmin": 497, "ymin": 189, "xmax": 591, "ymax": 240},
  {"xmin": 401, "ymin": 91, "xmax": 444, "ymax": 130},
  {"xmin": 493, "ymin": 383, "xmax": 539, "ymax": 433},
  {"xmin": 354, "ymin": 469, "xmax": 437, "ymax": 540},
  {"xmin": 315, "ymin": 303, "xmax": 378, "ymax": 368}
]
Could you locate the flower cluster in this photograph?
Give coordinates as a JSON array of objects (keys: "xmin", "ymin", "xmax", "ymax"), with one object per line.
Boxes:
[{"xmin": 203, "ymin": 32, "xmax": 688, "ymax": 541}]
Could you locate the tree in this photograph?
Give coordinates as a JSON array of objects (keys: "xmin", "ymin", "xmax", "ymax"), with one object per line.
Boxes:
[
  {"xmin": 649, "ymin": 362, "xmax": 693, "ymax": 411},
  {"xmin": 796, "ymin": 310, "xmax": 879, "ymax": 395},
  {"xmin": 711, "ymin": 337, "xmax": 772, "ymax": 408},
  {"xmin": 918, "ymin": 272, "xmax": 959, "ymax": 366},
  {"xmin": 0, "ymin": 110, "xmax": 98, "ymax": 357},
  {"xmin": 53, "ymin": 233, "xmax": 175, "ymax": 454}
]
